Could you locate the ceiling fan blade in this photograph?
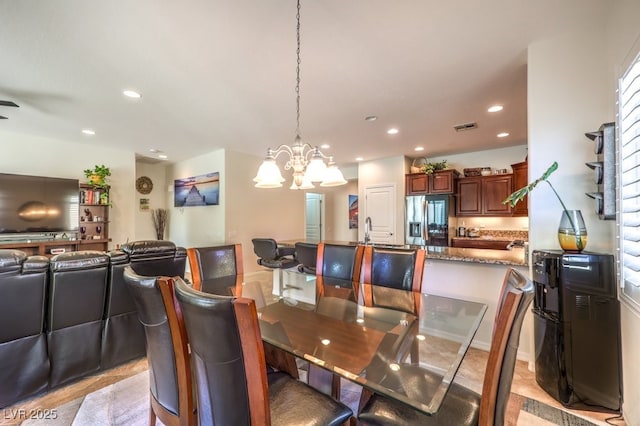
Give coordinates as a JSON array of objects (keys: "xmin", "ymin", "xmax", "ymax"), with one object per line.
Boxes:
[
  {"xmin": 0, "ymin": 101, "xmax": 19, "ymax": 107},
  {"xmin": 0, "ymin": 115, "xmax": 7, "ymax": 119}
]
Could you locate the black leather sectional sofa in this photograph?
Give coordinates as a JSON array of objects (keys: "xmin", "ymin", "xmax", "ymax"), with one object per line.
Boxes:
[{"xmin": 0, "ymin": 240, "xmax": 186, "ymax": 408}]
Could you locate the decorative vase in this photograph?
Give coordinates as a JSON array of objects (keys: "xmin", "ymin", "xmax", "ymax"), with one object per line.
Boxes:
[{"xmin": 557, "ymin": 210, "xmax": 587, "ymax": 252}]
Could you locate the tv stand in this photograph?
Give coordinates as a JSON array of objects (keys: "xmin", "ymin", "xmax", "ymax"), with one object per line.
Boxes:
[
  {"xmin": 0, "ymin": 239, "xmax": 81, "ymax": 257},
  {"xmin": 0, "ymin": 184, "xmax": 112, "ymax": 256}
]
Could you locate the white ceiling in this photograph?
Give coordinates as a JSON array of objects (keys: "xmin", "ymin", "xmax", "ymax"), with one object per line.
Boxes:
[{"xmin": 0, "ymin": 0, "xmax": 610, "ymax": 166}]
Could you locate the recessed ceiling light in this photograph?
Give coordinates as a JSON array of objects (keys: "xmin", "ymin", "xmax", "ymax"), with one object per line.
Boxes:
[
  {"xmin": 149, "ymin": 148, "xmax": 162, "ymax": 153},
  {"xmin": 123, "ymin": 90, "xmax": 142, "ymax": 99},
  {"xmin": 355, "ymin": 156, "xmax": 364, "ymax": 162},
  {"xmin": 414, "ymin": 147, "xmax": 424, "ymax": 152},
  {"xmin": 365, "ymin": 115, "xmax": 378, "ymax": 121},
  {"xmin": 497, "ymin": 132, "xmax": 510, "ymax": 138},
  {"xmin": 158, "ymin": 154, "xmax": 168, "ymax": 159},
  {"xmin": 387, "ymin": 128, "xmax": 399, "ymax": 135},
  {"xmin": 488, "ymin": 105, "xmax": 504, "ymax": 113},
  {"xmin": 82, "ymin": 129, "xmax": 95, "ymax": 135},
  {"xmin": 320, "ymin": 144, "xmax": 330, "ymax": 149}
]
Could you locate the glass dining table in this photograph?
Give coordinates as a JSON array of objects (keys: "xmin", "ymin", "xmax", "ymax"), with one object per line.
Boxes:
[{"xmin": 253, "ymin": 277, "xmax": 487, "ymax": 416}]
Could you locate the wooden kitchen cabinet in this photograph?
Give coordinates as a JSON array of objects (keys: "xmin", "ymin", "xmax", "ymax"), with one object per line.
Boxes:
[
  {"xmin": 510, "ymin": 161, "xmax": 528, "ymax": 216},
  {"xmin": 405, "ymin": 170, "xmax": 459, "ymax": 195},
  {"xmin": 451, "ymin": 238, "xmax": 512, "ymax": 250},
  {"xmin": 456, "ymin": 177, "xmax": 482, "ymax": 215},
  {"xmin": 406, "ymin": 173, "xmax": 429, "ymax": 194},
  {"xmin": 456, "ymin": 175, "xmax": 513, "ymax": 216}
]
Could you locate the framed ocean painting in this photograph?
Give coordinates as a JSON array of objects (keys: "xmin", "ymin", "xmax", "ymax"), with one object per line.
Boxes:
[{"xmin": 174, "ymin": 172, "xmax": 220, "ymax": 207}]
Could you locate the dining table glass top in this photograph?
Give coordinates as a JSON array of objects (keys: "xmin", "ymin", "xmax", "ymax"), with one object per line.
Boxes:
[{"xmin": 255, "ymin": 276, "xmax": 487, "ymax": 415}]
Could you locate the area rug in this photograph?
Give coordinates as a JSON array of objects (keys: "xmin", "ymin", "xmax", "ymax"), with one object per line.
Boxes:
[{"xmin": 21, "ymin": 371, "xmax": 602, "ymax": 425}]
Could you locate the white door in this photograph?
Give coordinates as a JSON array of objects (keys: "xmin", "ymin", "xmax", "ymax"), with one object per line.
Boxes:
[
  {"xmin": 364, "ymin": 184, "xmax": 396, "ymax": 244},
  {"xmin": 305, "ymin": 193, "xmax": 323, "ymax": 242}
]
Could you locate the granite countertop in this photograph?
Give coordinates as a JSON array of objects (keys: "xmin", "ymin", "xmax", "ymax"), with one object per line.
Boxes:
[
  {"xmin": 451, "ymin": 236, "xmax": 515, "ymax": 242},
  {"xmin": 280, "ymin": 239, "xmax": 528, "ymax": 267},
  {"xmin": 424, "ymin": 245, "xmax": 528, "ymax": 266}
]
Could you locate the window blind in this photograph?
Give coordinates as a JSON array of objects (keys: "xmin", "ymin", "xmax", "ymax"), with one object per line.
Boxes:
[{"xmin": 620, "ymin": 56, "xmax": 640, "ymax": 289}]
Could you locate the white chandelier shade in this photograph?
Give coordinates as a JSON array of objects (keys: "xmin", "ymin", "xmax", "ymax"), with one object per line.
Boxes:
[
  {"xmin": 253, "ymin": 0, "xmax": 347, "ymax": 190},
  {"xmin": 253, "ymin": 136, "xmax": 347, "ymax": 189}
]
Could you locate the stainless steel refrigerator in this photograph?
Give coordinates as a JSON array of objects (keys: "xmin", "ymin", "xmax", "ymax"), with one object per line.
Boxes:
[{"xmin": 405, "ymin": 195, "xmax": 454, "ymax": 247}]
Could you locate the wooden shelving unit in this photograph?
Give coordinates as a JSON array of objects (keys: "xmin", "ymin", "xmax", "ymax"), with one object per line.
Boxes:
[{"xmin": 78, "ymin": 184, "xmax": 111, "ymax": 252}]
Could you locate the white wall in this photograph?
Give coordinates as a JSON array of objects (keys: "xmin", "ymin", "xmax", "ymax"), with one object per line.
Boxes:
[
  {"xmin": 424, "ymin": 260, "xmax": 532, "ymax": 359},
  {"xmin": 0, "ymin": 131, "xmax": 136, "ymax": 249},
  {"xmin": 425, "ymin": 145, "xmax": 528, "ymax": 176},
  {"xmin": 224, "ymin": 150, "xmax": 306, "ymax": 273},
  {"xmin": 528, "ymin": 2, "xmax": 640, "ymax": 423},
  {"xmin": 166, "ymin": 149, "xmax": 226, "ymax": 248},
  {"xmin": 528, "ymin": 29, "xmax": 614, "ymax": 255},
  {"xmin": 134, "ymin": 161, "xmax": 167, "ymax": 241},
  {"xmin": 326, "ymin": 180, "xmax": 359, "ymax": 242},
  {"xmin": 301, "ymin": 180, "xmax": 359, "ymax": 242}
]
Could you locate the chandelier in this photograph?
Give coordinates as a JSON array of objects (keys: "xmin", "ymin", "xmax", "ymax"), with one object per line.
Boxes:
[{"xmin": 253, "ymin": 0, "xmax": 347, "ymax": 190}]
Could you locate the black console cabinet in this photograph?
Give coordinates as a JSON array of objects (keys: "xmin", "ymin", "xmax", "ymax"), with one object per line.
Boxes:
[{"xmin": 532, "ymin": 250, "xmax": 622, "ymax": 412}]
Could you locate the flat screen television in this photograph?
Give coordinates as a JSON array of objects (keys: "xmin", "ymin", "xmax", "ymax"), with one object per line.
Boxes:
[{"xmin": 0, "ymin": 173, "xmax": 79, "ymax": 235}]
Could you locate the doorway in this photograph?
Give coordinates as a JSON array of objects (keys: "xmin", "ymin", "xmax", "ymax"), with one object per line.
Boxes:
[
  {"xmin": 364, "ymin": 184, "xmax": 397, "ymax": 244},
  {"xmin": 305, "ymin": 193, "xmax": 324, "ymax": 242}
]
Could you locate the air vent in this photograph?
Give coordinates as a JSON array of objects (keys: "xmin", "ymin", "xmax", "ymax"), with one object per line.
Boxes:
[{"xmin": 453, "ymin": 122, "xmax": 478, "ymax": 132}]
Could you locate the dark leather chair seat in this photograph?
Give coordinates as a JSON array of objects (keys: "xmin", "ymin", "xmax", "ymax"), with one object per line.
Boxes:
[
  {"xmin": 120, "ymin": 240, "xmax": 187, "ymax": 278},
  {"xmin": 295, "ymin": 242, "xmax": 318, "ymax": 274},
  {"xmin": 47, "ymin": 251, "xmax": 110, "ymax": 387},
  {"xmin": 187, "ymin": 244, "xmax": 243, "ymax": 295},
  {"xmin": 0, "ymin": 250, "xmax": 50, "ymax": 408},
  {"xmin": 101, "ymin": 250, "xmax": 146, "ymax": 370},
  {"xmin": 252, "ymin": 238, "xmax": 298, "ymax": 269},
  {"xmin": 358, "ymin": 268, "xmax": 534, "ymax": 425},
  {"xmin": 173, "ymin": 278, "xmax": 353, "ymax": 425},
  {"xmin": 123, "ymin": 267, "xmax": 196, "ymax": 426}
]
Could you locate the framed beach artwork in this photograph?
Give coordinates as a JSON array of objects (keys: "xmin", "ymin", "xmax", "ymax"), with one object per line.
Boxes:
[
  {"xmin": 174, "ymin": 172, "xmax": 220, "ymax": 207},
  {"xmin": 348, "ymin": 194, "xmax": 358, "ymax": 229}
]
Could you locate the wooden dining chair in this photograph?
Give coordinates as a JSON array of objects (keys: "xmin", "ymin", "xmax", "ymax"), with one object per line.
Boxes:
[
  {"xmin": 306, "ymin": 243, "xmax": 365, "ymax": 397},
  {"xmin": 357, "ymin": 267, "xmax": 534, "ymax": 426},
  {"xmin": 186, "ymin": 244, "xmax": 243, "ymax": 295},
  {"xmin": 315, "ymin": 242, "xmax": 364, "ymax": 300},
  {"xmin": 172, "ymin": 277, "xmax": 353, "ymax": 426},
  {"xmin": 123, "ymin": 267, "xmax": 196, "ymax": 426},
  {"xmin": 360, "ymin": 245, "xmax": 426, "ymax": 315}
]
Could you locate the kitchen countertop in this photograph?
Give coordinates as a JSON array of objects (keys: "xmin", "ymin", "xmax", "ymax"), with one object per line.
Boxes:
[
  {"xmin": 451, "ymin": 236, "xmax": 514, "ymax": 242},
  {"xmin": 282, "ymin": 239, "xmax": 528, "ymax": 267},
  {"xmin": 423, "ymin": 245, "xmax": 528, "ymax": 266}
]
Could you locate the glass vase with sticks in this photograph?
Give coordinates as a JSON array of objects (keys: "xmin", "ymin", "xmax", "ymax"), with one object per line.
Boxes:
[{"xmin": 152, "ymin": 208, "xmax": 168, "ymax": 240}]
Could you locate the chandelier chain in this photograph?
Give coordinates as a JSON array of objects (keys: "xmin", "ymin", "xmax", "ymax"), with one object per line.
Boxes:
[{"xmin": 295, "ymin": 0, "xmax": 301, "ymax": 139}]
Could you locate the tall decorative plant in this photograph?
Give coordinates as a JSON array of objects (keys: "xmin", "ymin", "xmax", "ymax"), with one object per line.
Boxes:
[
  {"xmin": 152, "ymin": 208, "xmax": 168, "ymax": 240},
  {"xmin": 503, "ymin": 162, "xmax": 585, "ymax": 251}
]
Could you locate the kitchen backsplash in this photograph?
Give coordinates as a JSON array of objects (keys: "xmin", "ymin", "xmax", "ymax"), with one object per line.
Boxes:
[
  {"xmin": 453, "ymin": 216, "xmax": 529, "ymax": 240},
  {"xmin": 478, "ymin": 229, "xmax": 529, "ymax": 240}
]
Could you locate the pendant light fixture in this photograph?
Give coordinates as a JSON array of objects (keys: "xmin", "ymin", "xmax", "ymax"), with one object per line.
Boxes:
[{"xmin": 253, "ymin": 0, "xmax": 347, "ymax": 190}]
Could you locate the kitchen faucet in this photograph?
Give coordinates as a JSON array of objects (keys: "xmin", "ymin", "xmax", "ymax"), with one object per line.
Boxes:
[{"xmin": 364, "ymin": 216, "xmax": 372, "ymax": 244}]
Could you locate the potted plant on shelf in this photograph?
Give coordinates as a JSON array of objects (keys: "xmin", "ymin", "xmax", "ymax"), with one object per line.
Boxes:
[
  {"xmin": 83, "ymin": 164, "xmax": 111, "ymax": 189},
  {"xmin": 420, "ymin": 160, "xmax": 448, "ymax": 175},
  {"xmin": 503, "ymin": 161, "xmax": 587, "ymax": 252}
]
